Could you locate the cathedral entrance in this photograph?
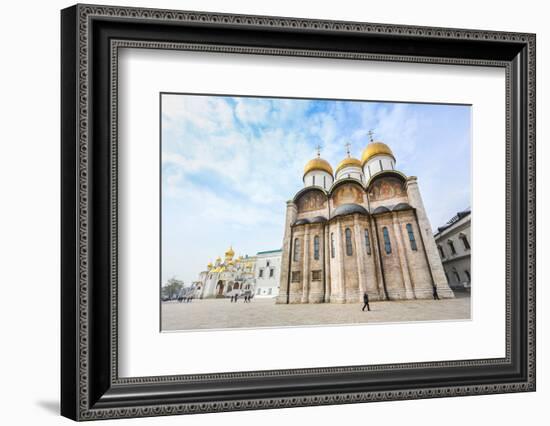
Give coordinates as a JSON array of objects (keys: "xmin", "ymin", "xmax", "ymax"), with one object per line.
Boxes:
[{"xmin": 216, "ymin": 281, "xmax": 225, "ymax": 298}]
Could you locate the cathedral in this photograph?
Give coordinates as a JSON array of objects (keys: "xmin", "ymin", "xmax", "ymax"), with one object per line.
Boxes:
[
  {"xmin": 196, "ymin": 247, "xmax": 257, "ymax": 299},
  {"xmin": 276, "ymin": 136, "xmax": 454, "ymax": 304}
]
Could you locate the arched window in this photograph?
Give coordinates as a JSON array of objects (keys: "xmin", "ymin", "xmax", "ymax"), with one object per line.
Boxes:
[
  {"xmin": 464, "ymin": 270, "xmax": 471, "ymax": 282},
  {"xmin": 406, "ymin": 223, "xmax": 418, "ymax": 251},
  {"xmin": 312, "ymin": 175, "xmax": 316, "ymax": 186},
  {"xmin": 345, "ymin": 228, "xmax": 353, "ymax": 256},
  {"xmin": 364, "ymin": 229, "xmax": 371, "ymax": 255},
  {"xmin": 453, "ymin": 270, "xmax": 461, "ymax": 283},
  {"xmin": 313, "ymin": 235, "xmax": 320, "ymax": 260},
  {"xmin": 448, "ymin": 239, "xmax": 457, "ymax": 255},
  {"xmin": 460, "ymin": 234, "xmax": 470, "ymax": 250},
  {"xmin": 330, "ymin": 233, "xmax": 335, "ymax": 258},
  {"xmin": 383, "ymin": 227, "xmax": 391, "ymax": 254},
  {"xmin": 293, "ymin": 238, "xmax": 300, "ymax": 262},
  {"xmin": 438, "ymin": 245, "xmax": 445, "ymax": 259}
]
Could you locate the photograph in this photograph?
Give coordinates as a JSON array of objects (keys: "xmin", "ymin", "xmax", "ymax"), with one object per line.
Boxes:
[{"xmin": 160, "ymin": 93, "xmax": 472, "ymax": 331}]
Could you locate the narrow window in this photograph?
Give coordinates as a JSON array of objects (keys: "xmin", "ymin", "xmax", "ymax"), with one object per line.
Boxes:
[
  {"xmin": 383, "ymin": 227, "xmax": 391, "ymax": 254},
  {"xmin": 258, "ymin": 269, "xmax": 263, "ymax": 278},
  {"xmin": 448, "ymin": 240, "xmax": 456, "ymax": 255},
  {"xmin": 364, "ymin": 229, "xmax": 372, "ymax": 255},
  {"xmin": 293, "ymin": 238, "xmax": 300, "ymax": 262},
  {"xmin": 391, "ymin": 161, "xmax": 395, "ymax": 170},
  {"xmin": 379, "ymin": 159, "xmax": 383, "ymax": 171},
  {"xmin": 269, "ymin": 268, "xmax": 274, "ymax": 277},
  {"xmin": 461, "ymin": 235, "xmax": 470, "ymax": 250},
  {"xmin": 330, "ymin": 232, "xmax": 335, "ymax": 258},
  {"xmin": 345, "ymin": 228, "xmax": 353, "ymax": 256},
  {"xmin": 323, "ymin": 175, "xmax": 326, "ymax": 188},
  {"xmin": 266, "ymin": 260, "xmax": 270, "ymax": 267},
  {"xmin": 438, "ymin": 245, "xmax": 445, "ymax": 259},
  {"xmin": 453, "ymin": 270, "xmax": 461, "ymax": 283},
  {"xmin": 406, "ymin": 223, "xmax": 418, "ymax": 251},
  {"xmin": 313, "ymin": 235, "xmax": 320, "ymax": 260},
  {"xmin": 312, "ymin": 175, "xmax": 316, "ymax": 186},
  {"xmin": 464, "ymin": 270, "xmax": 471, "ymax": 282}
]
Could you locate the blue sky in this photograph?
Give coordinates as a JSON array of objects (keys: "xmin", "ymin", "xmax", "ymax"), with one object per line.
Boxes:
[{"xmin": 161, "ymin": 94, "xmax": 471, "ymax": 285}]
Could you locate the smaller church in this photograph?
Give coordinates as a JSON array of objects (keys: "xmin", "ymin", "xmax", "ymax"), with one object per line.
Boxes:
[{"xmin": 277, "ymin": 135, "xmax": 454, "ymax": 304}]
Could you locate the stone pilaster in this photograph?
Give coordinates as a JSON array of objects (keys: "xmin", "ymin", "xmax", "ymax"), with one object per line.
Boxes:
[
  {"xmin": 301, "ymin": 225, "xmax": 311, "ymax": 303},
  {"xmin": 324, "ymin": 225, "xmax": 331, "ymax": 303},
  {"xmin": 353, "ymin": 215, "xmax": 366, "ymax": 302},
  {"xmin": 276, "ymin": 201, "xmax": 297, "ymax": 304},
  {"xmin": 392, "ymin": 212, "xmax": 415, "ymax": 299},
  {"xmin": 406, "ymin": 177, "xmax": 454, "ymax": 298},
  {"xmin": 370, "ymin": 218, "xmax": 388, "ymax": 300}
]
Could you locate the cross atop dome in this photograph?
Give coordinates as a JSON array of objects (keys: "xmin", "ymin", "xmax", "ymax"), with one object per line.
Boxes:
[
  {"xmin": 344, "ymin": 142, "xmax": 352, "ymax": 157},
  {"xmin": 315, "ymin": 144, "xmax": 322, "ymax": 158},
  {"xmin": 367, "ymin": 129, "xmax": 375, "ymax": 143}
]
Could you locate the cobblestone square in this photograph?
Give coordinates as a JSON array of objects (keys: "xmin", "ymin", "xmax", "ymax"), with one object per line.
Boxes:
[{"xmin": 161, "ymin": 292, "xmax": 471, "ymax": 331}]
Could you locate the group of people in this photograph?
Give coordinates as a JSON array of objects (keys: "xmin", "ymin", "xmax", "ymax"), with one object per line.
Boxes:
[
  {"xmin": 178, "ymin": 295, "xmax": 194, "ymax": 303},
  {"xmin": 230, "ymin": 293, "xmax": 252, "ymax": 303}
]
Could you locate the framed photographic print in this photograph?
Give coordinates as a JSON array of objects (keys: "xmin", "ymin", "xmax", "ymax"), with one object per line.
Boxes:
[{"xmin": 61, "ymin": 4, "xmax": 536, "ymax": 421}]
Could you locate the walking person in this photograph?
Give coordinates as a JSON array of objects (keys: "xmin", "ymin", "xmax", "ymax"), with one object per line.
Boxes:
[
  {"xmin": 432, "ymin": 286, "xmax": 440, "ymax": 300},
  {"xmin": 234, "ymin": 294, "xmax": 239, "ymax": 303},
  {"xmin": 362, "ymin": 291, "xmax": 370, "ymax": 312},
  {"xmin": 230, "ymin": 294, "xmax": 235, "ymax": 303}
]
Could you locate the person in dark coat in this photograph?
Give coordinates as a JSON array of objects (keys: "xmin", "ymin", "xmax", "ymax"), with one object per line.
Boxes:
[
  {"xmin": 362, "ymin": 291, "xmax": 370, "ymax": 311},
  {"xmin": 432, "ymin": 286, "xmax": 440, "ymax": 300}
]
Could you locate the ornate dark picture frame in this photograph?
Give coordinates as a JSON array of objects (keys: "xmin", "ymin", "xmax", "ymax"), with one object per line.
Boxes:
[{"xmin": 61, "ymin": 4, "xmax": 536, "ymax": 421}]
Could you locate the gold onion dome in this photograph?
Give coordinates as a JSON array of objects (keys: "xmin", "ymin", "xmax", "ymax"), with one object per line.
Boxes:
[
  {"xmin": 225, "ymin": 246, "xmax": 235, "ymax": 258},
  {"xmin": 207, "ymin": 262, "xmax": 213, "ymax": 269},
  {"xmin": 303, "ymin": 157, "xmax": 334, "ymax": 177},
  {"xmin": 335, "ymin": 156, "xmax": 362, "ymax": 175},
  {"xmin": 361, "ymin": 142, "xmax": 395, "ymax": 166}
]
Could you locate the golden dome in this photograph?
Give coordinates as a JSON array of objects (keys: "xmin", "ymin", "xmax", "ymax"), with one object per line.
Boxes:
[
  {"xmin": 225, "ymin": 246, "xmax": 235, "ymax": 258},
  {"xmin": 215, "ymin": 256, "xmax": 221, "ymax": 263},
  {"xmin": 335, "ymin": 156, "xmax": 362, "ymax": 175},
  {"xmin": 207, "ymin": 262, "xmax": 213, "ymax": 269},
  {"xmin": 361, "ymin": 142, "xmax": 395, "ymax": 165},
  {"xmin": 303, "ymin": 157, "xmax": 334, "ymax": 177}
]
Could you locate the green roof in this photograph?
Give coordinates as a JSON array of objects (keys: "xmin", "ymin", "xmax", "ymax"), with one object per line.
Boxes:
[{"xmin": 256, "ymin": 249, "xmax": 282, "ymax": 255}]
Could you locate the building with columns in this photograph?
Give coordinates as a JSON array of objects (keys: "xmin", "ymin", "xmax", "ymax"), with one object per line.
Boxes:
[{"xmin": 276, "ymin": 139, "xmax": 454, "ymax": 304}]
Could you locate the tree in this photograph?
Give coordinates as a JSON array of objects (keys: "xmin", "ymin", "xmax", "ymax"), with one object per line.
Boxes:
[{"xmin": 162, "ymin": 277, "xmax": 184, "ymax": 300}]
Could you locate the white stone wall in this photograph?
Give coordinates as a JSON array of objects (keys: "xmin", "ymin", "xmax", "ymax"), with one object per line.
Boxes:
[
  {"xmin": 303, "ymin": 170, "xmax": 333, "ymax": 189},
  {"xmin": 335, "ymin": 166, "xmax": 364, "ymax": 184},
  {"xmin": 363, "ymin": 154, "xmax": 396, "ymax": 181},
  {"xmin": 254, "ymin": 250, "xmax": 282, "ymax": 297}
]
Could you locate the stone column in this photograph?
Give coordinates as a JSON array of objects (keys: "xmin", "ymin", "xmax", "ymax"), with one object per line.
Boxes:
[
  {"xmin": 324, "ymin": 224, "xmax": 331, "ymax": 303},
  {"xmin": 370, "ymin": 219, "xmax": 388, "ymax": 300},
  {"xmin": 301, "ymin": 225, "xmax": 310, "ymax": 303},
  {"xmin": 406, "ymin": 177, "xmax": 454, "ymax": 298},
  {"xmin": 276, "ymin": 201, "xmax": 297, "ymax": 304},
  {"xmin": 335, "ymin": 219, "xmax": 346, "ymax": 303},
  {"xmin": 392, "ymin": 212, "xmax": 415, "ymax": 299},
  {"xmin": 353, "ymin": 214, "xmax": 366, "ymax": 302}
]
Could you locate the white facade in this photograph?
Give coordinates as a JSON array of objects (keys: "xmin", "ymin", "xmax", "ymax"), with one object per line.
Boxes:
[
  {"xmin": 363, "ymin": 154, "xmax": 396, "ymax": 181},
  {"xmin": 303, "ymin": 170, "xmax": 333, "ymax": 189},
  {"xmin": 254, "ymin": 250, "xmax": 282, "ymax": 297},
  {"xmin": 335, "ymin": 165, "xmax": 364, "ymax": 183}
]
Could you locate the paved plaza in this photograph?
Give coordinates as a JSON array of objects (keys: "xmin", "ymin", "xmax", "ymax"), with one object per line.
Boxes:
[{"xmin": 161, "ymin": 292, "xmax": 471, "ymax": 331}]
